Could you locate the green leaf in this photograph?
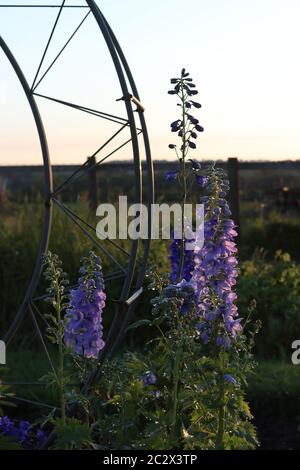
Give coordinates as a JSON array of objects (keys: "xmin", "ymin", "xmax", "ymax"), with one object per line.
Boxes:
[
  {"xmin": 125, "ymin": 319, "xmax": 152, "ymax": 333},
  {"xmin": 0, "ymin": 435, "xmax": 22, "ymax": 450},
  {"xmin": 53, "ymin": 418, "xmax": 92, "ymax": 450}
]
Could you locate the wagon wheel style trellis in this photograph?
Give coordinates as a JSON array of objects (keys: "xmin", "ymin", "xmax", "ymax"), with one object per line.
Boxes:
[{"xmin": 0, "ymin": 0, "xmax": 154, "ymax": 431}]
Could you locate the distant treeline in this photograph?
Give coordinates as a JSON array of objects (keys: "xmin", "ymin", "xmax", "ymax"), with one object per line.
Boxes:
[{"xmin": 1, "ymin": 159, "xmax": 300, "ymax": 176}]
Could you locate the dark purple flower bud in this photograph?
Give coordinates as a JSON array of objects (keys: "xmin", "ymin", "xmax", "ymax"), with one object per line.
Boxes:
[
  {"xmin": 165, "ymin": 171, "xmax": 178, "ymax": 182},
  {"xmin": 188, "ymin": 141, "xmax": 196, "ymax": 149},
  {"xmin": 187, "ymin": 114, "xmax": 199, "ymax": 125},
  {"xmin": 189, "ymin": 90, "xmax": 198, "ymax": 96},
  {"xmin": 191, "ymin": 131, "xmax": 197, "ymax": 139},
  {"xmin": 168, "ymin": 144, "xmax": 176, "ymax": 149},
  {"xmin": 170, "ymin": 78, "xmax": 178, "ymax": 84},
  {"xmin": 178, "ymin": 129, "xmax": 184, "ymax": 137},
  {"xmin": 195, "ymin": 124, "xmax": 204, "ymax": 132},
  {"xmin": 190, "ymin": 159, "xmax": 201, "ymax": 170},
  {"xmin": 190, "ymin": 101, "xmax": 202, "ymax": 108},
  {"xmin": 187, "ymin": 83, "xmax": 196, "ymax": 88},
  {"xmin": 141, "ymin": 372, "xmax": 157, "ymax": 386},
  {"xmin": 181, "ymin": 68, "xmax": 186, "ymax": 76},
  {"xmin": 168, "ymin": 90, "xmax": 177, "ymax": 95},
  {"xmin": 224, "ymin": 374, "xmax": 238, "ymax": 385},
  {"xmin": 37, "ymin": 429, "xmax": 47, "ymax": 445},
  {"xmin": 195, "ymin": 175, "xmax": 208, "ymax": 187},
  {"xmin": 185, "ymin": 102, "xmax": 192, "ymax": 108},
  {"xmin": 171, "ymin": 119, "xmax": 181, "ymax": 130}
]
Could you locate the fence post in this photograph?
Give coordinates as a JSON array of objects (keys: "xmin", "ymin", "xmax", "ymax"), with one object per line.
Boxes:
[
  {"xmin": 227, "ymin": 157, "xmax": 240, "ymax": 231},
  {"xmin": 87, "ymin": 156, "xmax": 98, "ymax": 211}
]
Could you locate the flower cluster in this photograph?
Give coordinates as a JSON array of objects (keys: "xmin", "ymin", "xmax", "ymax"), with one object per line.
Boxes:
[
  {"xmin": 169, "ymin": 236, "xmax": 194, "ymax": 283},
  {"xmin": 0, "ymin": 416, "xmax": 46, "ymax": 448},
  {"xmin": 141, "ymin": 372, "xmax": 157, "ymax": 387},
  {"xmin": 191, "ymin": 166, "xmax": 242, "ymax": 348},
  {"xmin": 160, "ymin": 279, "xmax": 196, "ymax": 315},
  {"xmin": 168, "ymin": 68, "xmax": 204, "ymax": 154},
  {"xmin": 64, "ymin": 252, "xmax": 106, "ymax": 359}
]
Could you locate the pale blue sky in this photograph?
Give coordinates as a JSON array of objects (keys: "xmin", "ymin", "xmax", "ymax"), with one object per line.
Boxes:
[{"xmin": 1, "ymin": 0, "xmax": 300, "ymax": 164}]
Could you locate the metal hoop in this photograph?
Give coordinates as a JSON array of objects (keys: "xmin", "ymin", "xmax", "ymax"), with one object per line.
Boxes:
[{"xmin": 0, "ymin": 1, "xmax": 153, "ymax": 369}]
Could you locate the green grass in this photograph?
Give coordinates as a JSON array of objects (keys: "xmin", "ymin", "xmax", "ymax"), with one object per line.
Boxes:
[{"xmin": 248, "ymin": 360, "xmax": 300, "ymax": 419}]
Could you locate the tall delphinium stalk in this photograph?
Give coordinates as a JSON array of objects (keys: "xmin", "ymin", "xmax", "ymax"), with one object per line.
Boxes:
[
  {"xmin": 43, "ymin": 251, "xmax": 106, "ymax": 426},
  {"xmin": 162, "ymin": 70, "xmax": 257, "ymax": 449},
  {"xmin": 166, "ymin": 69, "xmax": 205, "ymax": 443},
  {"xmin": 167, "ymin": 68, "xmax": 204, "ymax": 282},
  {"xmin": 43, "ymin": 252, "xmax": 70, "ymax": 424},
  {"xmin": 41, "ymin": 251, "xmax": 106, "ymax": 449},
  {"xmin": 190, "ymin": 165, "xmax": 242, "ymax": 448}
]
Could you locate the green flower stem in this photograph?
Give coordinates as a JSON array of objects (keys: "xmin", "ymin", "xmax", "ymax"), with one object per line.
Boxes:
[
  {"xmin": 216, "ymin": 381, "xmax": 225, "ymax": 449},
  {"xmin": 216, "ymin": 352, "xmax": 227, "ymax": 448},
  {"xmin": 54, "ymin": 270, "xmax": 66, "ymax": 425},
  {"xmin": 177, "ymin": 84, "xmax": 188, "ymax": 282},
  {"xmin": 170, "ymin": 343, "xmax": 182, "ymax": 438}
]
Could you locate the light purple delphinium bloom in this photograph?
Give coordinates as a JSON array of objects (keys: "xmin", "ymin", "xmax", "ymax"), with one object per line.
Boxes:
[
  {"xmin": 191, "ymin": 166, "xmax": 242, "ymax": 348},
  {"xmin": 64, "ymin": 252, "xmax": 106, "ymax": 359}
]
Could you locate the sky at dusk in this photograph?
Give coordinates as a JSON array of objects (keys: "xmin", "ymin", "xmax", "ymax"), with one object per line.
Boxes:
[{"xmin": 1, "ymin": 0, "xmax": 300, "ymax": 165}]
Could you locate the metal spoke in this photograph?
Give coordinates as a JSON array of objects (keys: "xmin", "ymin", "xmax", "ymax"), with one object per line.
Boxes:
[
  {"xmin": 31, "ymin": 300, "xmax": 51, "ymax": 329},
  {"xmin": 52, "ymin": 129, "xmax": 143, "ymax": 199},
  {"xmin": 53, "ymin": 198, "xmax": 127, "ymax": 273},
  {"xmin": 104, "ymin": 270, "xmax": 127, "ymax": 282},
  {"xmin": 32, "ymin": 9, "xmax": 91, "ymax": 91},
  {"xmin": 0, "ymin": 4, "xmax": 90, "ymax": 8},
  {"xmin": 95, "ymin": 130, "xmax": 143, "ymax": 168},
  {"xmin": 34, "ymin": 92, "xmax": 130, "ymax": 126},
  {"xmin": 57, "ymin": 202, "xmax": 133, "ymax": 259},
  {"xmin": 50, "ymin": 122, "xmax": 128, "ymax": 197},
  {"xmin": 29, "ymin": 303, "xmax": 59, "ymax": 383},
  {"xmin": 31, "ymin": 0, "xmax": 66, "ymax": 91},
  {"xmin": 2, "ymin": 382, "xmax": 48, "ymax": 386},
  {"xmin": 1, "ymin": 394, "xmax": 57, "ymax": 411}
]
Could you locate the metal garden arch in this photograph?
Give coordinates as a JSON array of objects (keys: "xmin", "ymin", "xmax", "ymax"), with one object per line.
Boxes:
[{"xmin": 0, "ymin": 0, "xmax": 154, "ymax": 416}]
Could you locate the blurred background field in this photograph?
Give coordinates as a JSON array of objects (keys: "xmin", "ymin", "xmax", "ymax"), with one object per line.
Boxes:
[{"xmin": 1, "ymin": 159, "xmax": 300, "ymax": 449}]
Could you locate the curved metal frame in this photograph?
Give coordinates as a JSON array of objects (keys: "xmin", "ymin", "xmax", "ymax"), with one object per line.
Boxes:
[
  {"xmin": 0, "ymin": 1, "xmax": 154, "ymax": 361},
  {"xmin": 0, "ymin": 35, "xmax": 53, "ymax": 345}
]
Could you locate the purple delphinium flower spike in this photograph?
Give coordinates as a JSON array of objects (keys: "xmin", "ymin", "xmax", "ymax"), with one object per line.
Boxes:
[
  {"xmin": 64, "ymin": 252, "xmax": 106, "ymax": 359},
  {"xmin": 191, "ymin": 166, "xmax": 242, "ymax": 348}
]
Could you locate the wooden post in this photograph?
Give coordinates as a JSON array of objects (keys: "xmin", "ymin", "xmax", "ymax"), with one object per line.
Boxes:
[
  {"xmin": 227, "ymin": 157, "xmax": 240, "ymax": 231},
  {"xmin": 87, "ymin": 156, "xmax": 98, "ymax": 211}
]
